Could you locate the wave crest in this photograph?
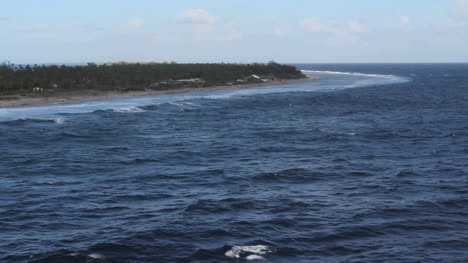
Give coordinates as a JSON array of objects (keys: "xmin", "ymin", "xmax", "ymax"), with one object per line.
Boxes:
[
  {"xmin": 112, "ymin": 106, "xmax": 146, "ymax": 113},
  {"xmin": 225, "ymin": 245, "xmax": 272, "ymax": 260}
]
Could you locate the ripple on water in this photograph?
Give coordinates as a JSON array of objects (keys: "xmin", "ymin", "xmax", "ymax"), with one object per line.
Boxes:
[{"xmin": 0, "ymin": 64, "xmax": 467, "ymax": 262}]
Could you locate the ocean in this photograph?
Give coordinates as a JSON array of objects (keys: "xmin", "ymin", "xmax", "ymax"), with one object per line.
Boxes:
[{"xmin": 0, "ymin": 64, "xmax": 467, "ymax": 262}]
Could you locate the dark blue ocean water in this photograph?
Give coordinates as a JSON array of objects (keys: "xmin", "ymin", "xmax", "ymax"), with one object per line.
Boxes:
[{"xmin": 0, "ymin": 64, "xmax": 467, "ymax": 262}]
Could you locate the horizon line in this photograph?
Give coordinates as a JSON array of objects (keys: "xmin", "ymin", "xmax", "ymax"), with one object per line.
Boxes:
[{"xmin": 4, "ymin": 61, "xmax": 468, "ymax": 65}]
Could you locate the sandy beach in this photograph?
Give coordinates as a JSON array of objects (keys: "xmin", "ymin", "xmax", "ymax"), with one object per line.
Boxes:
[{"xmin": 0, "ymin": 77, "xmax": 314, "ymax": 107}]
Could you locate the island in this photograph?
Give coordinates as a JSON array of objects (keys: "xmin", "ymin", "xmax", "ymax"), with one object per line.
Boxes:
[{"xmin": 0, "ymin": 61, "xmax": 310, "ymax": 107}]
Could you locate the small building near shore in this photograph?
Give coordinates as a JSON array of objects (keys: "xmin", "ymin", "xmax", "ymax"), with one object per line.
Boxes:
[
  {"xmin": 246, "ymin": 74, "xmax": 265, "ymax": 83},
  {"xmin": 174, "ymin": 78, "xmax": 205, "ymax": 87},
  {"xmin": 175, "ymin": 78, "xmax": 205, "ymax": 84},
  {"xmin": 150, "ymin": 78, "xmax": 206, "ymax": 89}
]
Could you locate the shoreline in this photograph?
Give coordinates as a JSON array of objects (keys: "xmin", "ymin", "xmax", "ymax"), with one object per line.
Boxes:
[{"xmin": 0, "ymin": 77, "xmax": 315, "ymax": 107}]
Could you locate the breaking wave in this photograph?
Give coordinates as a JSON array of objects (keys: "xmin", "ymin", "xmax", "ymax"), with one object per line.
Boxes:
[
  {"xmin": 0, "ymin": 69, "xmax": 409, "ymax": 122},
  {"xmin": 302, "ymin": 69, "xmax": 401, "ymax": 78},
  {"xmin": 112, "ymin": 106, "xmax": 146, "ymax": 113},
  {"xmin": 302, "ymin": 69, "xmax": 410, "ymax": 83},
  {"xmin": 225, "ymin": 245, "xmax": 273, "ymax": 260}
]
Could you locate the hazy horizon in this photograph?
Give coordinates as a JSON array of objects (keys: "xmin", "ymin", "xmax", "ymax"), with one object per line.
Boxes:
[
  {"xmin": 1, "ymin": 0, "xmax": 467, "ymax": 64},
  {"xmin": 5, "ymin": 62, "xmax": 468, "ymax": 66}
]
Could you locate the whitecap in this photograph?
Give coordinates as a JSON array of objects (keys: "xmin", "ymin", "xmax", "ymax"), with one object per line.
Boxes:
[
  {"xmin": 225, "ymin": 245, "xmax": 271, "ymax": 260},
  {"xmin": 302, "ymin": 70, "xmax": 410, "ymax": 84},
  {"xmin": 54, "ymin": 117, "xmax": 65, "ymax": 124},
  {"xmin": 113, "ymin": 106, "xmax": 146, "ymax": 113},
  {"xmin": 167, "ymin": 101, "xmax": 201, "ymax": 109},
  {"xmin": 88, "ymin": 253, "xmax": 105, "ymax": 259},
  {"xmin": 246, "ymin": 254, "xmax": 266, "ymax": 260},
  {"xmin": 302, "ymin": 69, "xmax": 396, "ymax": 79}
]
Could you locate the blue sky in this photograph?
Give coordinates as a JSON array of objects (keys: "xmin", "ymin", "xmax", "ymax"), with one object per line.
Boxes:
[{"xmin": 1, "ymin": 0, "xmax": 467, "ymax": 63}]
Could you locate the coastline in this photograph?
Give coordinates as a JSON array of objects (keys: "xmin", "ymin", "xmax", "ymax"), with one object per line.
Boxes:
[{"xmin": 0, "ymin": 77, "xmax": 314, "ymax": 107}]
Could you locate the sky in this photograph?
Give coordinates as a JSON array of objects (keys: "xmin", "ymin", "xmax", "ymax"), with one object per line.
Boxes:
[{"xmin": 1, "ymin": 0, "xmax": 467, "ymax": 64}]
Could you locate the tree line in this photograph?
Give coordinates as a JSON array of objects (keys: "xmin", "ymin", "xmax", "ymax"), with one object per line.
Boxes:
[{"xmin": 0, "ymin": 61, "xmax": 305, "ymax": 93}]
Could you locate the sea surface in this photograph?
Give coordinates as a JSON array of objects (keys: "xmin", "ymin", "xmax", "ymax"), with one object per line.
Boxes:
[{"xmin": 0, "ymin": 64, "xmax": 467, "ymax": 262}]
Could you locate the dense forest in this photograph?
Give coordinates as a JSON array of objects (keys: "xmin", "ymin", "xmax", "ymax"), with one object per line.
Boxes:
[{"xmin": 0, "ymin": 61, "xmax": 305, "ymax": 94}]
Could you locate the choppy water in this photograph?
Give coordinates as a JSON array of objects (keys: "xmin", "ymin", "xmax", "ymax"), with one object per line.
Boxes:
[{"xmin": 1, "ymin": 64, "xmax": 467, "ymax": 262}]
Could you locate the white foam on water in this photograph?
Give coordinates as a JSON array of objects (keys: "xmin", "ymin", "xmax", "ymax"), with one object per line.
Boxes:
[
  {"xmin": 54, "ymin": 117, "xmax": 65, "ymax": 124},
  {"xmin": 113, "ymin": 106, "xmax": 146, "ymax": 113},
  {"xmin": 246, "ymin": 254, "xmax": 266, "ymax": 260},
  {"xmin": 304, "ymin": 70, "xmax": 409, "ymax": 89},
  {"xmin": 302, "ymin": 70, "xmax": 398, "ymax": 79},
  {"xmin": 343, "ymin": 78, "xmax": 404, "ymax": 88},
  {"xmin": 167, "ymin": 101, "xmax": 201, "ymax": 109},
  {"xmin": 0, "ymin": 70, "xmax": 410, "ymax": 122},
  {"xmin": 88, "ymin": 253, "xmax": 105, "ymax": 259},
  {"xmin": 225, "ymin": 245, "xmax": 271, "ymax": 260}
]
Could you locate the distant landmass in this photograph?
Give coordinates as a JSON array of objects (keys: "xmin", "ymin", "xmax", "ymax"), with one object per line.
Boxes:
[{"xmin": 0, "ymin": 61, "xmax": 308, "ymax": 106}]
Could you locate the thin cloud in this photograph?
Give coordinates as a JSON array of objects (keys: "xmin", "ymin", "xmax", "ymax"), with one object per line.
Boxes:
[
  {"xmin": 401, "ymin": 16, "xmax": 411, "ymax": 25},
  {"xmin": 273, "ymin": 26, "xmax": 287, "ymax": 37},
  {"xmin": 123, "ymin": 18, "xmax": 144, "ymax": 29},
  {"xmin": 177, "ymin": 9, "xmax": 217, "ymax": 24},
  {"xmin": 299, "ymin": 17, "xmax": 337, "ymax": 33},
  {"xmin": 348, "ymin": 20, "xmax": 368, "ymax": 32},
  {"xmin": 223, "ymin": 21, "xmax": 243, "ymax": 40},
  {"xmin": 33, "ymin": 24, "xmax": 48, "ymax": 30},
  {"xmin": 455, "ymin": 0, "xmax": 467, "ymax": 7},
  {"xmin": 439, "ymin": 17, "xmax": 468, "ymax": 28},
  {"xmin": 11, "ymin": 23, "xmax": 49, "ymax": 32},
  {"xmin": 299, "ymin": 17, "xmax": 371, "ymax": 47}
]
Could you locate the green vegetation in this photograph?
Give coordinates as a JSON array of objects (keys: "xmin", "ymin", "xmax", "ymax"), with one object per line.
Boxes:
[{"xmin": 0, "ymin": 61, "xmax": 305, "ymax": 95}]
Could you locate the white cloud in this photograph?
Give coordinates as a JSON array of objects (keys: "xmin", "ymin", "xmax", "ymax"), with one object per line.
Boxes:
[
  {"xmin": 268, "ymin": 18, "xmax": 293, "ymax": 37},
  {"xmin": 348, "ymin": 20, "xmax": 368, "ymax": 32},
  {"xmin": 273, "ymin": 26, "xmax": 287, "ymax": 37},
  {"xmin": 437, "ymin": 17, "xmax": 468, "ymax": 28},
  {"xmin": 455, "ymin": 0, "xmax": 467, "ymax": 7},
  {"xmin": 177, "ymin": 8, "xmax": 216, "ymax": 24},
  {"xmin": 299, "ymin": 17, "xmax": 369, "ymax": 47},
  {"xmin": 123, "ymin": 18, "xmax": 144, "ymax": 29},
  {"xmin": 401, "ymin": 16, "xmax": 411, "ymax": 25},
  {"xmin": 71, "ymin": 22, "xmax": 106, "ymax": 32},
  {"xmin": 299, "ymin": 17, "xmax": 337, "ymax": 33}
]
